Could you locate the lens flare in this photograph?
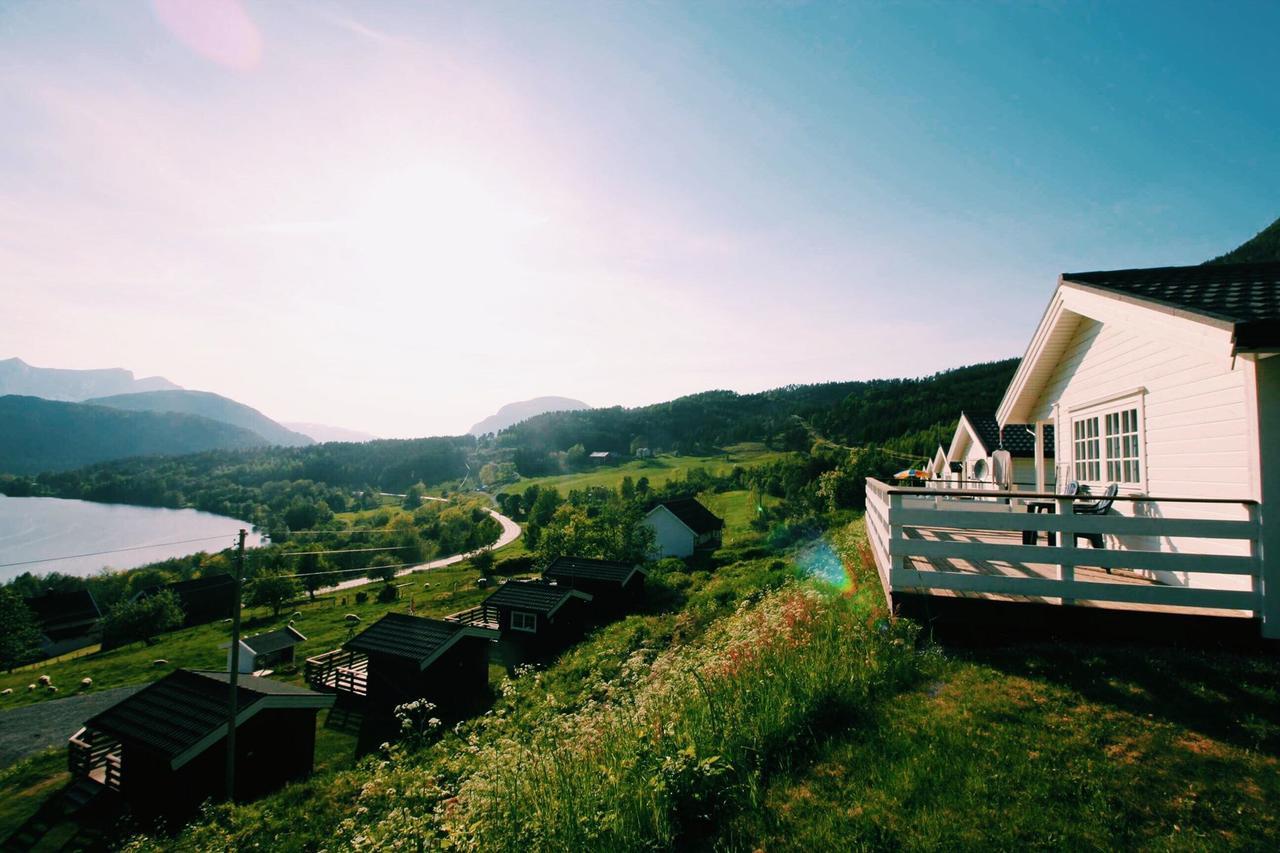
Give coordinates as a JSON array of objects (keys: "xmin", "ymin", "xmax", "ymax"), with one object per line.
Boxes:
[
  {"xmin": 152, "ymin": 0, "xmax": 262, "ymax": 71},
  {"xmin": 794, "ymin": 537, "xmax": 852, "ymax": 593}
]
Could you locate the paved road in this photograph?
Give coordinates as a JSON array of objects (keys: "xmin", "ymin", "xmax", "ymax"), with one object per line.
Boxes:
[
  {"xmin": 326, "ymin": 504, "xmax": 521, "ymax": 593},
  {"xmin": 0, "ymin": 684, "xmax": 146, "ymax": 767}
]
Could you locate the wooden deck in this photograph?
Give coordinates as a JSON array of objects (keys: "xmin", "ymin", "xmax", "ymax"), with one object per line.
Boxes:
[
  {"xmin": 864, "ymin": 479, "xmax": 1263, "ymax": 626},
  {"xmin": 899, "ymin": 525, "xmax": 1245, "ymax": 618}
]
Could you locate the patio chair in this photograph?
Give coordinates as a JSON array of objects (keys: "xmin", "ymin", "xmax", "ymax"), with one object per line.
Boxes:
[
  {"xmin": 1072, "ymin": 483, "xmax": 1118, "ymax": 551},
  {"xmin": 1021, "ymin": 482, "xmax": 1081, "ymax": 545}
]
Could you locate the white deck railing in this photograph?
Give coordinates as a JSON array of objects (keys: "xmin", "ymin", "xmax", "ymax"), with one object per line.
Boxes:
[{"xmin": 864, "ymin": 478, "xmax": 1266, "ymax": 627}]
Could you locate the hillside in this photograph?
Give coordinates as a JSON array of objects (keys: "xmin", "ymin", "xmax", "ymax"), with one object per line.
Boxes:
[
  {"xmin": 0, "ymin": 357, "xmax": 179, "ymax": 401},
  {"xmin": 498, "ymin": 360, "xmax": 1018, "ymax": 475},
  {"xmin": 86, "ymin": 390, "xmax": 312, "ymax": 447},
  {"xmin": 1207, "ymin": 215, "xmax": 1280, "ymax": 264},
  {"xmin": 0, "ymin": 396, "xmax": 266, "ymax": 474},
  {"xmin": 469, "ymin": 396, "xmax": 590, "ymax": 436}
]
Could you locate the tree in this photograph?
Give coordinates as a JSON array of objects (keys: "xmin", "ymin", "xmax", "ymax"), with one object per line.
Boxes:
[
  {"xmin": 403, "ymin": 482, "xmax": 426, "ymax": 510},
  {"xmin": 619, "ymin": 475, "xmax": 636, "ymax": 502},
  {"xmin": 101, "ymin": 590, "xmax": 184, "ymax": 647},
  {"xmin": 247, "ymin": 572, "xmax": 300, "ymax": 618},
  {"xmin": 296, "ymin": 551, "xmax": 328, "ymax": 601},
  {"xmin": 367, "ymin": 554, "xmax": 399, "ymax": 585},
  {"xmin": 565, "ymin": 443, "xmax": 588, "ymax": 471},
  {"xmin": 472, "ymin": 548, "xmax": 495, "ymax": 576},
  {"xmin": 0, "ymin": 588, "xmax": 43, "ymax": 671}
]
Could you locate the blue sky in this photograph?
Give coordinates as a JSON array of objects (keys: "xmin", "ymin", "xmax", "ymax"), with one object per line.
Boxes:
[{"xmin": 2, "ymin": 1, "xmax": 1276, "ymax": 437}]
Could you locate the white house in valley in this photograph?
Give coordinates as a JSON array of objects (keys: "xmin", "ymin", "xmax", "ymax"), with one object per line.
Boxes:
[
  {"xmin": 865, "ymin": 261, "xmax": 1280, "ymax": 638},
  {"xmin": 642, "ymin": 498, "xmax": 725, "ymax": 558}
]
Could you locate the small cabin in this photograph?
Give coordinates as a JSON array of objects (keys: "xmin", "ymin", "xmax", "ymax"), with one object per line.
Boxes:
[
  {"xmin": 24, "ymin": 589, "xmax": 101, "ymax": 658},
  {"xmin": 482, "ymin": 579, "xmax": 593, "ymax": 649},
  {"xmin": 542, "ymin": 556, "xmax": 647, "ymax": 617},
  {"xmin": 342, "ymin": 613, "xmax": 498, "ymax": 714},
  {"xmin": 68, "ymin": 669, "xmax": 333, "ymax": 822},
  {"xmin": 941, "ymin": 412, "xmax": 1056, "ymax": 491},
  {"xmin": 227, "ymin": 625, "xmax": 306, "ymax": 674},
  {"xmin": 641, "ymin": 498, "xmax": 725, "ymax": 558},
  {"xmin": 133, "ymin": 574, "xmax": 236, "ymax": 627}
]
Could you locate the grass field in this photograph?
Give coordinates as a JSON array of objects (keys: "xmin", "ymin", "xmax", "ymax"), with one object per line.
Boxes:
[{"xmin": 494, "ymin": 443, "xmax": 791, "ymax": 497}]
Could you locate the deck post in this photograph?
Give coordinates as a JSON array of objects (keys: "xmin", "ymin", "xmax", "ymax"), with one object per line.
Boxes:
[
  {"xmin": 1056, "ymin": 495, "xmax": 1075, "ymax": 605},
  {"xmin": 889, "ymin": 492, "xmax": 905, "ymax": 577},
  {"xmin": 1252, "ymin": 356, "xmax": 1280, "ymax": 639},
  {"xmin": 1034, "ymin": 421, "xmax": 1047, "ymax": 493}
]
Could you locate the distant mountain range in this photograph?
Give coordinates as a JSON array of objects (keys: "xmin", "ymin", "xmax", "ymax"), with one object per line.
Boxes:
[
  {"xmin": 0, "ymin": 395, "xmax": 268, "ymax": 474},
  {"xmin": 0, "ymin": 357, "xmax": 180, "ymax": 401},
  {"xmin": 86, "ymin": 390, "xmax": 312, "ymax": 448},
  {"xmin": 469, "ymin": 396, "xmax": 590, "ymax": 436},
  {"xmin": 283, "ymin": 422, "xmax": 378, "ymax": 443}
]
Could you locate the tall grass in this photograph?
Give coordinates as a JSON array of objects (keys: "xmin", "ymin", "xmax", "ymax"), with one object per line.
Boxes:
[{"xmin": 308, "ymin": 584, "xmax": 919, "ymax": 851}]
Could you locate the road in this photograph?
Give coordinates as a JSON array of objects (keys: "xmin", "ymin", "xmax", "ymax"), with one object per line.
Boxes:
[
  {"xmin": 325, "ymin": 502, "xmax": 520, "ymax": 592},
  {"xmin": 0, "ymin": 684, "xmax": 146, "ymax": 766}
]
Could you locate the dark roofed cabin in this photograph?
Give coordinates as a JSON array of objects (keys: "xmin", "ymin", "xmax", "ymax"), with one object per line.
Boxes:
[
  {"xmin": 229, "ymin": 625, "xmax": 306, "ymax": 674},
  {"xmin": 134, "ymin": 574, "xmax": 236, "ymax": 627},
  {"xmin": 337, "ymin": 613, "xmax": 498, "ymax": 715},
  {"xmin": 542, "ymin": 556, "xmax": 646, "ymax": 617},
  {"xmin": 24, "ymin": 589, "xmax": 101, "ymax": 657},
  {"xmin": 68, "ymin": 669, "xmax": 333, "ymax": 822},
  {"xmin": 480, "ymin": 579, "xmax": 593, "ymax": 650}
]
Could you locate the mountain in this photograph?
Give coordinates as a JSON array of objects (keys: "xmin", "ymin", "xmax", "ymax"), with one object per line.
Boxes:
[
  {"xmin": 0, "ymin": 357, "xmax": 180, "ymax": 401},
  {"xmin": 85, "ymin": 390, "xmax": 313, "ymax": 447},
  {"xmin": 284, "ymin": 422, "xmax": 378, "ymax": 443},
  {"xmin": 0, "ymin": 396, "xmax": 267, "ymax": 475},
  {"xmin": 1206, "ymin": 215, "xmax": 1280, "ymax": 264},
  {"xmin": 469, "ymin": 396, "xmax": 591, "ymax": 436}
]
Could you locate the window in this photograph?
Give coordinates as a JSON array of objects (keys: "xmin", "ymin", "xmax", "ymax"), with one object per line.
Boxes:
[
  {"xmin": 1070, "ymin": 396, "xmax": 1143, "ymax": 487},
  {"xmin": 511, "ymin": 611, "xmax": 536, "ymax": 632},
  {"xmin": 1072, "ymin": 417, "xmax": 1101, "ymax": 482},
  {"xmin": 1105, "ymin": 408, "xmax": 1141, "ymax": 484}
]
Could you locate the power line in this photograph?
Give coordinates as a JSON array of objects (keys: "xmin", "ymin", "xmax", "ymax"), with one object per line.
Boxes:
[
  {"xmin": 279, "ymin": 545, "xmax": 415, "ymax": 557},
  {"xmin": 0, "ymin": 534, "xmax": 242, "ymax": 570}
]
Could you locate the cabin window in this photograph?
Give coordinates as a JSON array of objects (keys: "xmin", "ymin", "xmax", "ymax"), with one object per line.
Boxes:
[
  {"xmin": 1072, "ymin": 417, "xmax": 1101, "ymax": 482},
  {"xmin": 510, "ymin": 611, "xmax": 536, "ymax": 632},
  {"xmin": 1070, "ymin": 396, "xmax": 1144, "ymax": 487}
]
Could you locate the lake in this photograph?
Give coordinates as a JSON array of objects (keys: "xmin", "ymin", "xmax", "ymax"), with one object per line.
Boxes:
[{"xmin": 0, "ymin": 496, "xmax": 264, "ymax": 583}]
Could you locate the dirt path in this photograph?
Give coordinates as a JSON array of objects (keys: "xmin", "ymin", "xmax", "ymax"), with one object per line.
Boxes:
[{"xmin": 0, "ymin": 684, "xmax": 145, "ymax": 767}]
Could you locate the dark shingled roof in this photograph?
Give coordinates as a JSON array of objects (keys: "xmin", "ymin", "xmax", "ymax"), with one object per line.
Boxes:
[
  {"xmin": 653, "ymin": 498, "xmax": 724, "ymax": 535},
  {"xmin": 965, "ymin": 414, "xmax": 1055, "ymax": 459},
  {"xmin": 24, "ymin": 590, "xmax": 100, "ymax": 639},
  {"xmin": 544, "ymin": 556, "xmax": 644, "ymax": 585},
  {"xmin": 242, "ymin": 625, "xmax": 306, "ymax": 656},
  {"xmin": 1064, "ymin": 261, "xmax": 1280, "ymax": 351},
  {"xmin": 84, "ymin": 669, "xmax": 329, "ymax": 764},
  {"xmin": 484, "ymin": 579, "xmax": 590, "ymax": 614},
  {"xmin": 345, "ymin": 613, "xmax": 465, "ymax": 662}
]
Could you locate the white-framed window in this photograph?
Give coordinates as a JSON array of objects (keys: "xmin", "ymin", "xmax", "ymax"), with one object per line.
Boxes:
[
  {"xmin": 510, "ymin": 611, "xmax": 536, "ymax": 632},
  {"xmin": 1068, "ymin": 392, "xmax": 1145, "ymax": 488}
]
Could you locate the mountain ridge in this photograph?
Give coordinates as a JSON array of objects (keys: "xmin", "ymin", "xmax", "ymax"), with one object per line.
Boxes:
[
  {"xmin": 0, "ymin": 357, "xmax": 180, "ymax": 401},
  {"xmin": 85, "ymin": 390, "xmax": 312, "ymax": 447},
  {"xmin": 469, "ymin": 396, "xmax": 590, "ymax": 436}
]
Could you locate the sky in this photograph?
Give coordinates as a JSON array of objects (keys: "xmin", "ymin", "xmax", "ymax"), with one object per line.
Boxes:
[{"xmin": 2, "ymin": 1, "xmax": 1277, "ymax": 438}]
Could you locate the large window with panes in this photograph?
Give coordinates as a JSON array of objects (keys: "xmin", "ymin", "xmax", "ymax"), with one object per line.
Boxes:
[{"xmin": 1069, "ymin": 397, "xmax": 1144, "ymax": 487}]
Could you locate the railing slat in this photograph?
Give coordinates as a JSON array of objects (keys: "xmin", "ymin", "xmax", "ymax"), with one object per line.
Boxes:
[
  {"xmin": 889, "ymin": 568, "xmax": 1260, "ymax": 611},
  {"xmin": 892, "ymin": 509, "xmax": 1256, "ymax": 539},
  {"xmin": 889, "ymin": 538, "xmax": 1258, "ymax": 576}
]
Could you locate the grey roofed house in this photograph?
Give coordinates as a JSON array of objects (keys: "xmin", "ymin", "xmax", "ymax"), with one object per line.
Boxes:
[
  {"xmin": 1062, "ymin": 261, "xmax": 1280, "ymax": 353},
  {"xmin": 241, "ymin": 626, "xmax": 306, "ymax": 657},
  {"xmin": 82, "ymin": 669, "xmax": 333, "ymax": 769},
  {"xmin": 483, "ymin": 578, "xmax": 593, "ymax": 615},
  {"xmin": 961, "ymin": 413, "xmax": 1055, "ymax": 458},
  {"xmin": 345, "ymin": 612, "xmax": 497, "ymax": 668},
  {"xmin": 543, "ymin": 556, "xmax": 647, "ymax": 586},
  {"xmin": 653, "ymin": 497, "xmax": 725, "ymax": 535}
]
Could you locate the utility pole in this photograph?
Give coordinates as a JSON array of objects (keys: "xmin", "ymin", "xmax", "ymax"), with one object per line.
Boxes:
[{"xmin": 225, "ymin": 528, "xmax": 247, "ymax": 801}]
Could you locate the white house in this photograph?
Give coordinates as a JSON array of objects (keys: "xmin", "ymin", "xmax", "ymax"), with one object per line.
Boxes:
[
  {"xmin": 642, "ymin": 498, "xmax": 725, "ymax": 558},
  {"xmin": 226, "ymin": 625, "xmax": 306, "ymax": 674},
  {"xmin": 865, "ymin": 260, "xmax": 1280, "ymax": 638},
  {"xmin": 941, "ymin": 412, "xmax": 1056, "ymax": 491}
]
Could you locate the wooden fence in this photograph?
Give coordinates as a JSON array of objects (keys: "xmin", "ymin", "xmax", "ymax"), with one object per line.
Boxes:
[
  {"xmin": 304, "ymin": 648, "xmax": 369, "ymax": 697},
  {"xmin": 865, "ymin": 478, "xmax": 1263, "ymax": 618}
]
